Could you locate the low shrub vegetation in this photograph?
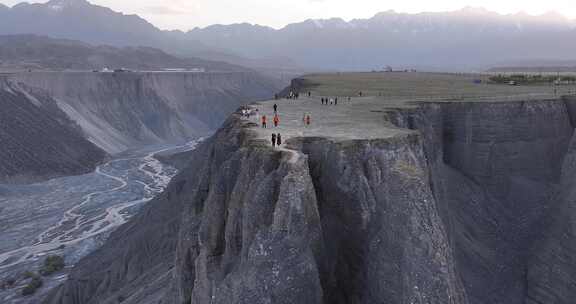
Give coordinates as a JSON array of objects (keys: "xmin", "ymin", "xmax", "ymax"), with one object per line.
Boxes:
[
  {"xmin": 40, "ymin": 255, "xmax": 65, "ymax": 276},
  {"xmin": 21, "ymin": 276, "xmax": 43, "ymax": 296}
]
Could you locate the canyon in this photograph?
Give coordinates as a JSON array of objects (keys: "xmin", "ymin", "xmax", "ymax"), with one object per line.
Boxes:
[
  {"xmin": 0, "ymin": 70, "xmax": 279, "ymax": 303},
  {"xmin": 0, "ymin": 71, "xmax": 279, "ymax": 182},
  {"xmin": 40, "ymin": 73, "xmax": 576, "ymax": 304}
]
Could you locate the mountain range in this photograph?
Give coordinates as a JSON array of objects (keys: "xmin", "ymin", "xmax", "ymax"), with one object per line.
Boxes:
[
  {"xmin": 0, "ymin": 0, "xmax": 300, "ymax": 75},
  {"xmin": 0, "ymin": 34, "xmax": 246, "ymax": 71},
  {"xmin": 187, "ymin": 8, "xmax": 576, "ymax": 71},
  {"xmin": 1, "ymin": 0, "xmax": 576, "ymax": 71}
]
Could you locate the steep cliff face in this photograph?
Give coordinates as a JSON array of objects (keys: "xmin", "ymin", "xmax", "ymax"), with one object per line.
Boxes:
[
  {"xmin": 171, "ymin": 131, "xmax": 464, "ymax": 304},
  {"xmin": 391, "ymin": 99, "xmax": 576, "ymax": 304},
  {"xmin": 10, "ymin": 72, "xmax": 279, "ymax": 153},
  {"xmin": 0, "ymin": 77, "xmax": 106, "ymax": 183},
  {"xmin": 43, "ymin": 110, "xmax": 464, "ymax": 304},
  {"xmin": 44, "ymin": 96, "xmax": 576, "ymax": 304},
  {"xmin": 525, "ymin": 97, "xmax": 576, "ymax": 304},
  {"xmin": 296, "ymin": 136, "xmax": 466, "ymax": 304}
]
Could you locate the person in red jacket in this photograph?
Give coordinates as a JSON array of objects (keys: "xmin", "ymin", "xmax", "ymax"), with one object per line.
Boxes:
[
  {"xmin": 261, "ymin": 115, "xmax": 267, "ymax": 128},
  {"xmin": 273, "ymin": 114, "xmax": 280, "ymax": 127}
]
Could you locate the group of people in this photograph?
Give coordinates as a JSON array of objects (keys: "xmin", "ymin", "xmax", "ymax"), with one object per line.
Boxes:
[
  {"xmin": 271, "ymin": 104, "xmax": 284, "ymax": 147},
  {"xmin": 321, "ymin": 96, "xmax": 354, "ymax": 105},
  {"xmin": 273, "ymin": 90, "xmax": 312, "ymax": 100},
  {"xmin": 260, "ymin": 114, "xmax": 280, "ymax": 128},
  {"xmin": 241, "ymin": 107, "xmax": 254, "ymax": 118},
  {"xmin": 253, "ymin": 101, "xmax": 315, "ymax": 148},
  {"xmin": 321, "ymin": 97, "xmax": 338, "ymax": 105},
  {"xmin": 287, "ymin": 91, "xmax": 300, "ymax": 100},
  {"xmin": 260, "ymin": 103, "xmax": 281, "ymax": 128}
]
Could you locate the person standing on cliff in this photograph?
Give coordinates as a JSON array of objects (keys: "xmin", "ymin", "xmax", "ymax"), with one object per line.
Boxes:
[
  {"xmin": 271, "ymin": 133, "xmax": 277, "ymax": 147},
  {"xmin": 262, "ymin": 115, "xmax": 267, "ymax": 128},
  {"xmin": 306, "ymin": 114, "xmax": 311, "ymax": 126},
  {"xmin": 273, "ymin": 114, "xmax": 280, "ymax": 127},
  {"xmin": 277, "ymin": 133, "xmax": 282, "ymax": 146},
  {"xmin": 273, "ymin": 103, "xmax": 278, "ymax": 113}
]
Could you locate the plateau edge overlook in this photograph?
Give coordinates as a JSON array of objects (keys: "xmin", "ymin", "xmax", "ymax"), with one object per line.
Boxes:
[{"xmin": 1, "ymin": 0, "xmax": 576, "ymax": 304}]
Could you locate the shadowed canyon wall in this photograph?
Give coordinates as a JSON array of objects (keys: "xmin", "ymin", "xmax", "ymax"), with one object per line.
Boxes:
[{"xmin": 0, "ymin": 77, "xmax": 106, "ymax": 183}]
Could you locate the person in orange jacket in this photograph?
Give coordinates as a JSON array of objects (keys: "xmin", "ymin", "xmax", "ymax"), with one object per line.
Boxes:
[{"xmin": 273, "ymin": 114, "xmax": 280, "ymax": 127}]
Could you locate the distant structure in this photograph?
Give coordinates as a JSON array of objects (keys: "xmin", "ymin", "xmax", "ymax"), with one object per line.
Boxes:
[
  {"xmin": 162, "ymin": 68, "xmax": 206, "ymax": 73},
  {"xmin": 382, "ymin": 66, "xmax": 416, "ymax": 73},
  {"xmin": 190, "ymin": 68, "xmax": 206, "ymax": 73}
]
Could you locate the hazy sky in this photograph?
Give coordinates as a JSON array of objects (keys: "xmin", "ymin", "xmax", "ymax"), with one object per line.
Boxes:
[{"xmin": 1, "ymin": 0, "xmax": 576, "ymax": 30}]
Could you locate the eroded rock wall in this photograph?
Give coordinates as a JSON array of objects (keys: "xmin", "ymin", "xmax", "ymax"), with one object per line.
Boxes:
[
  {"xmin": 44, "ymin": 109, "xmax": 465, "ymax": 304},
  {"xmin": 0, "ymin": 78, "xmax": 106, "ymax": 183},
  {"xmin": 392, "ymin": 99, "xmax": 576, "ymax": 304},
  {"xmin": 44, "ymin": 97, "xmax": 576, "ymax": 304},
  {"xmin": 298, "ymin": 135, "xmax": 466, "ymax": 304},
  {"xmin": 10, "ymin": 72, "xmax": 279, "ymax": 153},
  {"xmin": 525, "ymin": 96, "xmax": 576, "ymax": 304}
]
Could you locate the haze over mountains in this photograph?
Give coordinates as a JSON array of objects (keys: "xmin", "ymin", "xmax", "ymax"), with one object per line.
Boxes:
[
  {"xmin": 0, "ymin": 34, "xmax": 246, "ymax": 71},
  {"xmin": 188, "ymin": 7, "xmax": 576, "ymax": 71},
  {"xmin": 1, "ymin": 0, "xmax": 576, "ymax": 71},
  {"xmin": 0, "ymin": 0, "xmax": 297, "ymax": 74}
]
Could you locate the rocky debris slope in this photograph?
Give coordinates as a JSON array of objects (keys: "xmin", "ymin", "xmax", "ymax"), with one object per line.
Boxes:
[
  {"xmin": 43, "ymin": 95, "xmax": 576, "ymax": 304},
  {"xmin": 0, "ymin": 78, "xmax": 106, "ymax": 184},
  {"xmin": 8, "ymin": 71, "xmax": 279, "ymax": 153}
]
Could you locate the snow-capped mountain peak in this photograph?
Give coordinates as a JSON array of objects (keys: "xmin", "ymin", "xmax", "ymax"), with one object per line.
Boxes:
[{"xmin": 46, "ymin": 0, "xmax": 90, "ymax": 11}]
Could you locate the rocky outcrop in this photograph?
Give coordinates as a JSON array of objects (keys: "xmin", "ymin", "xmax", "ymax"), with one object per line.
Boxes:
[
  {"xmin": 9, "ymin": 71, "xmax": 279, "ymax": 153},
  {"xmin": 0, "ymin": 77, "xmax": 106, "ymax": 183},
  {"xmin": 44, "ymin": 97, "xmax": 576, "ymax": 304},
  {"xmin": 43, "ymin": 108, "xmax": 465, "ymax": 303}
]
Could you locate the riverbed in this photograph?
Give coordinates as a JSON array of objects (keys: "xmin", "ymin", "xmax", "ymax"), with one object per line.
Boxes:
[{"xmin": 0, "ymin": 139, "xmax": 200, "ymax": 303}]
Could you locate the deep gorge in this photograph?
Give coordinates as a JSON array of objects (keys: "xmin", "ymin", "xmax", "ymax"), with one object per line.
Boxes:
[{"xmin": 42, "ymin": 97, "xmax": 576, "ymax": 304}]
